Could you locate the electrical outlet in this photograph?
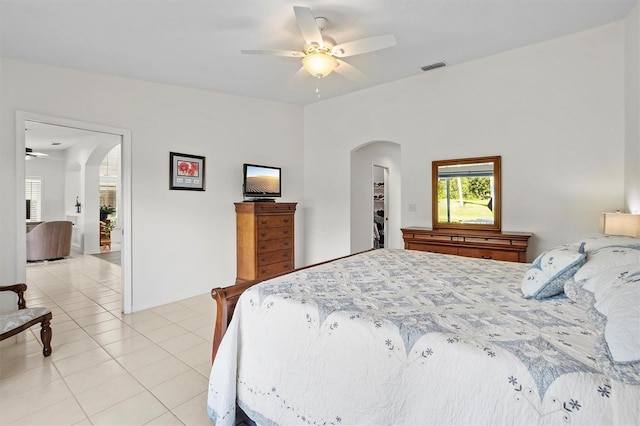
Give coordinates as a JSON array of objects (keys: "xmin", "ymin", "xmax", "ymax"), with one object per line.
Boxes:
[{"xmin": 408, "ymin": 203, "xmax": 416, "ymax": 212}]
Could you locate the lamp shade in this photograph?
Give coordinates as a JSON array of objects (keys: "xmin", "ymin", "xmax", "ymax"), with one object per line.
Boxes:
[
  {"xmin": 599, "ymin": 212, "xmax": 640, "ymax": 237},
  {"xmin": 302, "ymin": 52, "xmax": 338, "ymax": 78}
]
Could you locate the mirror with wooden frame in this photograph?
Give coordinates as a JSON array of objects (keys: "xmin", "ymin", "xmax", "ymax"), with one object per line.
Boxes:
[{"xmin": 432, "ymin": 155, "xmax": 501, "ymax": 232}]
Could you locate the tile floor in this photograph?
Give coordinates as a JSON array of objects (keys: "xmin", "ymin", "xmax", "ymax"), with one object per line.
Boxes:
[{"xmin": 0, "ymin": 252, "xmax": 216, "ymax": 425}]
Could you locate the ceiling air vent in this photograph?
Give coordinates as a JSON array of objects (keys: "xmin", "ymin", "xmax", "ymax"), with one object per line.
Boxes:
[{"xmin": 420, "ymin": 62, "xmax": 447, "ymax": 72}]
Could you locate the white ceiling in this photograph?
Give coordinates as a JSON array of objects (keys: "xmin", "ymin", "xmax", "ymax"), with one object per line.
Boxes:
[
  {"xmin": 25, "ymin": 121, "xmax": 120, "ymax": 152},
  {"xmin": 1, "ymin": 0, "xmax": 637, "ymax": 106}
]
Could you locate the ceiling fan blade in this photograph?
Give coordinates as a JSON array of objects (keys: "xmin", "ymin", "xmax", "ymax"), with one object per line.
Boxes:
[
  {"xmin": 331, "ymin": 34, "xmax": 397, "ymax": 58},
  {"xmin": 290, "ymin": 66, "xmax": 311, "ymax": 85},
  {"xmin": 334, "ymin": 60, "xmax": 367, "ymax": 82},
  {"xmin": 293, "ymin": 6, "xmax": 323, "ymax": 47},
  {"xmin": 241, "ymin": 49, "xmax": 305, "ymax": 57},
  {"xmin": 25, "ymin": 148, "xmax": 48, "ymax": 158}
]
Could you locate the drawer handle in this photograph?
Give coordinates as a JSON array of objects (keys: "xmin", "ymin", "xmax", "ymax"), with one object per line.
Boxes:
[
  {"xmin": 261, "ymin": 257, "xmax": 267, "ymax": 262},
  {"xmin": 260, "ymin": 220, "xmax": 267, "ymax": 225},
  {"xmin": 261, "ymin": 269, "xmax": 267, "ymax": 274},
  {"xmin": 260, "ymin": 233, "xmax": 267, "ymax": 237},
  {"xmin": 284, "ymin": 241, "xmax": 289, "ymax": 246},
  {"xmin": 481, "ymin": 255, "xmax": 492, "ymax": 259},
  {"xmin": 260, "ymin": 245, "xmax": 268, "ymax": 249},
  {"xmin": 283, "ymin": 219, "xmax": 290, "ymax": 223},
  {"xmin": 283, "ymin": 253, "xmax": 290, "ymax": 258},
  {"xmin": 283, "ymin": 230, "xmax": 289, "ymax": 235},
  {"xmin": 283, "ymin": 264, "xmax": 290, "ymax": 269}
]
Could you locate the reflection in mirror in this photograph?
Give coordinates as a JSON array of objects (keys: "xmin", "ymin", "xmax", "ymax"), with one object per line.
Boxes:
[{"xmin": 432, "ymin": 156, "xmax": 501, "ymax": 231}]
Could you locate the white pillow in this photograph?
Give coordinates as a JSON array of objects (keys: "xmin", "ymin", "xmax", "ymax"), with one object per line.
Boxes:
[
  {"xmin": 593, "ymin": 274, "xmax": 640, "ymax": 363},
  {"xmin": 583, "ymin": 263, "xmax": 640, "ymax": 300},
  {"xmin": 580, "ymin": 235, "xmax": 640, "ymax": 252},
  {"xmin": 574, "ymin": 245, "xmax": 640, "ymax": 282},
  {"xmin": 521, "ymin": 244, "xmax": 586, "ymax": 299}
]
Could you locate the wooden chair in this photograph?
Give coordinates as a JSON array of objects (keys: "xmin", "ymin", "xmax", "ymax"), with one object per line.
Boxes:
[{"xmin": 0, "ymin": 284, "xmax": 52, "ymax": 356}]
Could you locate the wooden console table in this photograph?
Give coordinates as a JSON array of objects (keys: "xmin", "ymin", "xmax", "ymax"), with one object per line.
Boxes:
[{"xmin": 401, "ymin": 227, "xmax": 532, "ymax": 263}]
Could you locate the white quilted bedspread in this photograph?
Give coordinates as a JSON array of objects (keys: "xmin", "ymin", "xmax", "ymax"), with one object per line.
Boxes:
[{"xmin": 208, "ymin": 249, "xmax": 640, "ymax": 425}]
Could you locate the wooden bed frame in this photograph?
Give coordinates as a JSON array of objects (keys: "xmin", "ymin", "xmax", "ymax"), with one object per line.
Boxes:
[{"xmin": 210, "ymin": 250, "xmax": 372, "ymax": 363}]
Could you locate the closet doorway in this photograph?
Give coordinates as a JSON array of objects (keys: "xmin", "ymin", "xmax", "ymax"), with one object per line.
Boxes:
[{"xmin": 373, "ymin": 165, "xmax": 388, "ymax": 249}]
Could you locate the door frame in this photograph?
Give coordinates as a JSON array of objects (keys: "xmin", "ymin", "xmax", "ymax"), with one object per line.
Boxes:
[{"xmin": 16, "ymin": 111, "xmax": 134, "ymax": 314}]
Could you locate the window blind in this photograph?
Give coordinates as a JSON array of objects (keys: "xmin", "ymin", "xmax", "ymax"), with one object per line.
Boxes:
[{"xmin": 26, "ymin": 177, "xmax": 42, "ymax": 221}]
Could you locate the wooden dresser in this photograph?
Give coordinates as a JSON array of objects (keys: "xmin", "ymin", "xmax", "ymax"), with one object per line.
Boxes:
[
  {"xmin": 235, "ymin": 202, "xmax": 297, "ymax": 284},
  {"xmin": 401, "ymin": 227, "xmax": 532, "ymax": 263}
]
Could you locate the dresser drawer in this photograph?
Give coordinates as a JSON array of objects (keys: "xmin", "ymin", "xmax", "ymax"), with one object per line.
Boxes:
[
  {"xmin": 252, "ymin": 203, "xmax": 297, "ymax": 214},
  {"xmin": 407, "ymin": 242, "xmax": 458, "ymax": 255},
  {"xmin": 257, "ymin": 237, "xmax": 293, "ymax": 253},
  {"xmin": 411, "ymin": 234, "xmax": 455, "ymax": 243},
  {"xmin": 258, "ymin": 248, "xmax": 293, "ymax": 266},
  {"xmin": 458, "ymin": 247, "xmax": 519, "ymax": 262},
  {"xmin": 257, "ymin": 226, "xmax": 293, "ymax": 240},
  {"xmin": 257, "ymin": 260, "xmax": 294, "ymax": 278},
  {"xmin": 257, "ymin": 215, "xmax": 293, "ymax": 228}
]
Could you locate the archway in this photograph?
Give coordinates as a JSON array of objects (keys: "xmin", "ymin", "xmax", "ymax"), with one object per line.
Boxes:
[{"xmin": 350, "ymin": 141, "xmax": 401, "ymax": 253}]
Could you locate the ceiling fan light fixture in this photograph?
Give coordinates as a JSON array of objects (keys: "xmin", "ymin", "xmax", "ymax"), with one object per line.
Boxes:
[
  {"xmin": 302, "ymin": 52, "xmax": 338, "ymax": 78},
  {"xmin": 242, "ymin": 6, "xmax": 396, "ymax": 87}
]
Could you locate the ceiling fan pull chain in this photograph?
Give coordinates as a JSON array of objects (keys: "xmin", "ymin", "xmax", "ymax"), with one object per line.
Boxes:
[{"xmin": 316, "ymin": 76, "xmax": 321, "ymax": 98}]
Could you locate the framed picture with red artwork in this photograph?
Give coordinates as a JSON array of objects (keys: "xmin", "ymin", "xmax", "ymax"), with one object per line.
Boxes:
[{"xmin": 169, "ymin": 152, "xmax": 206, "ymax": 191}]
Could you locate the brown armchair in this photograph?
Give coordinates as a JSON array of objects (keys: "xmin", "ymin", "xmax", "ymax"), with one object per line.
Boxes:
[
  {"xmin": 26, "ymin": 220, "xmax": 73, "ymax": 262},
  {"xmin": 0, "ymin": 284, "xmax": 52, "ymax": 356}
]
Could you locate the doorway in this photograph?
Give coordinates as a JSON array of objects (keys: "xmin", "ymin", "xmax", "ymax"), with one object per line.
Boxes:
[
  {"xmin": 17, "ymin": 111, "xmax": 133, "ymax": 313},
  {"xmin": 350, "ymin": 141, "xmax": 401, "ymax": 253},
  {"xmin": 373, "ymin": 165, "xmax": 388, "ymax": 249}
]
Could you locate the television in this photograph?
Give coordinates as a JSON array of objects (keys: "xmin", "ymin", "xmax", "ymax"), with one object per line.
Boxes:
[{"xmin": 243, "ymin": 163, "xmax": 281, "ymax": 201}]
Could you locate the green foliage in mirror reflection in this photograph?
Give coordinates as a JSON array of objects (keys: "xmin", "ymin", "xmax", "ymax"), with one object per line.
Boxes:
[
  {"xmin": 437, "ymin": 177, "xmax": 494, "ymax": 225},
  {"xmin": 437, "ymin": 177, "xmax": 491, "ymax": 200}
]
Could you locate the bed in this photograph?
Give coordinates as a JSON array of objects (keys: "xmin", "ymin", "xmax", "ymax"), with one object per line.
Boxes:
[{"xmin": 207, "ymin": 235, "xmax": 640, "ymax": 425}]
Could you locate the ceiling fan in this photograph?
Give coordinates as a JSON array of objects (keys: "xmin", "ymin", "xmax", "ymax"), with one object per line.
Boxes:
[
  {"xmin": 25, "ymin": 147, "xmax": 48, "ymax": 159},
  {"xmin": 241, "ymin": 6, "xmax": 396, "ymax": 83}
]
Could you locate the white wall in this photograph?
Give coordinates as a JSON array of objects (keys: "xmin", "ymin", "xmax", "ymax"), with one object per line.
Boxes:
[
  {"xmin": 1, "ymin": 18, "xmax": 636, "ymax": 310},
  {"xmin": 1, "ymin": 58, "xmax": 304, "ymax": 311},
  {"xmin": 25, "ymin": 154, "xmax": 66, "ymax": 222},
  {"xmin": 625, "ymin": 4, "xmax": 640, "ymax": 214},
  {"xmin": 304, "ymin": 22, "xmax": 626, "ymax": 264}
]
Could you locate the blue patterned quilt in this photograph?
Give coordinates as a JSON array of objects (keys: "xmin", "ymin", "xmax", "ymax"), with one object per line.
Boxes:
[{"xmin": 208, "ymin": 249, "xmax": 639, "ymax": 425}]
